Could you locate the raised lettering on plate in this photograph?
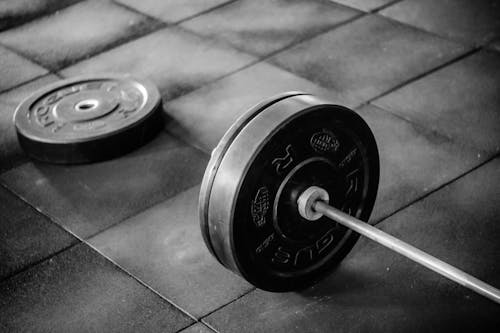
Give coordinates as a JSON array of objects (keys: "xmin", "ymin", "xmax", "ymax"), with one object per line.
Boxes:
[
  {"xmin": 251, "ymin": 186, "xmax": 270, "ymax": 228},
  {"xmin": 272, "ymin": 247, "xmax": 291, "ymax": 265},
  {"xmin": 310, "ymin": 129, "xmax": 340, "ymax": 153},
  {"xmin": 272, "ymin": 144, "xmax": 294, "ymax": 175}
]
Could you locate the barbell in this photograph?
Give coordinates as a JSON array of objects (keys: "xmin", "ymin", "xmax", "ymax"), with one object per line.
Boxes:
[{"xmin": 198, "ymin": 92, "xmax": 500, "ymax": 304}]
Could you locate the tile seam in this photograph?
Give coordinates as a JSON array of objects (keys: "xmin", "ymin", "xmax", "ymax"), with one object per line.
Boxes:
[
  {"xmin": 373, "ymin": 153, "xmax": 500, "ymax": 228},
  {"xmin": 0, "ymin": 241, "xmax": 80, "ymax": 283},
  {"xmin": 0, "ymin": 4, "xmax": 167, "ymax": 72}
]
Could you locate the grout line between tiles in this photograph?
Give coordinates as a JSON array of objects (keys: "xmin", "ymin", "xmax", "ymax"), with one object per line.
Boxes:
[
  {"xmin": 372, "ymin": 153, "xmax": 500, "ymax": 228},
  {"xmin": 364, "ymin": 47, "xmax": 481, "ymax": 106},
  {"xmin": 0, "ymin": 72, "xmax": 55, "ymax": 96},
  {"xmin": 0, "ymin": 34, "xmax": 58, "ymax": 72},
  {"xmin": 174, "ymin": 0, "xmax": 240, "ymax": 25},
  {"xmin": 200, "ymin": 287, "xmax": 256, "ymax": 320},
  {"xmin": 0, "ymin": 0, "xmax": 85, "ymax": 33},
  {"xmin": 0, "ymin": 4, "xmax": 167, "ymax": 73},
  {"xmin": 174, "ymin": 321, "xmax": 219, "ymax": 333},
  {"xmin": 359, "ymin": 102, "xmax": 455, "ymax": 143},
  {"xmin": 369, "ymin": 0, "xmax": 405, "ymax": 13},
  {"xmin": 53, "ymin": 22, "xmax": 168, "ymax": 73},
  {"xmin": 374, "ymin": 10, "xmax": 491, "ymax": 48},
  {"xmin": 180, "ymin": 8, "xmax": 368, "ymax": 63},
  {"xmin": 0, "ymin": 242, "xmax": 80, "ymax": 283},
  {"xmin": 327, "ymin": 0, "xmax": 404, "ymax": 14},
  {"xmin": 84, "ymin": 241, "xmax": 198, "ymax": 321},
  {"xmin": 111, "ymin": 0, "xmax": 239, "ymax": 27},
  {"xmin": 200, "ymin": 320, "xmax": 223, "ymax": 333},
  {"xmin": 110, "ymin": 0, "xmax": 173, "ymax": 26},
  {"xmin": 0, "ymin": 181, "xmax": 86, "ymax": 242},
  {"xmin": 0, "ymin": 161, "xmax": 29, "ymax": 179},
  {"xmin": 161, "ymin": 114, "xmax": 213, "ymax": 156},
  {"xmin": 82, "ymin": 180, "xmax": 204, "ymax": 241},
  {"xmin": 0, "ymin": 40, "xmax": 52, "ymax": 76}
]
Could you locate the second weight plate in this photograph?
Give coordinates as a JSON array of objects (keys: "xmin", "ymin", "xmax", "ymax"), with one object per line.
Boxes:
[{"xmin": 14, "ymin": 74, "xmax": 163, "ymax": 164}]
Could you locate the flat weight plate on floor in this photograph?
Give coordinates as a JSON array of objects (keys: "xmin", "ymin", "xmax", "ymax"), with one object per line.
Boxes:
[
  {"xmin": 200, "ymin": 93, "xmax": 379, "ymax": 291},
  {"xmin": 14, "ymin": 74, "xmax": 162, "ymax": 163}
]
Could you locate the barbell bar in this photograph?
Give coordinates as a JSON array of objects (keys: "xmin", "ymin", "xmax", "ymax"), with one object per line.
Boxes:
[{"xmin": 300, "ymin": 186, "xmax": 500, "ymax": 304}]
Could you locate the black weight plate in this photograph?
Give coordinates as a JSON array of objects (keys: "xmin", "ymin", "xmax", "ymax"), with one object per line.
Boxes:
[
  {"xmin": 199, "ymin": 92, "xmax": 310, "ymax": 261},
  {"xmin": 13, "ymin": 74, "xmax": 162, "ymax": 164},
  {"xmin": 200, "ymin": 93, "xmax": 379, "ymax": 291}
]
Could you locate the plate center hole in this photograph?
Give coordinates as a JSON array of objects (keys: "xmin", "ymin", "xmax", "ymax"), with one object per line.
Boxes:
[{"xmin": 75, "ymin": 99, "xmax": 98, "ymax": 112}]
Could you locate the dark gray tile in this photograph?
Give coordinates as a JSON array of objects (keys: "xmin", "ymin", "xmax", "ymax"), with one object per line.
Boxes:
[
  {"xmin": 380, "ymin": 0, "xmax": 500, "ymax": 45},
  {"xmin": 332, "ymin": 0, "xmax": 397, "ymax": 11},
  {"xmin": 0, "ymin": 243, "xmax": 193, "ymax": 332},
  {"xmin": 205, "ymin": 158, "xmax": 500, "ymax": 332},
  {"xmin": 269, "ymin": 14, "xmax": 468, "ymax": 104},
  {"xmin": 0, "ymin": 133, "xmax": 208, "ymax": 238},
  {"xmin": 180, "ymin": 322, "xmax": 215, "ymax": 333},
  {"xmin": 0, "ymin": 0, "xmax": 80, "ymax": 31},
  {"xmin": 0, "ymin": 45, "xmax": 48, "ymax": 92},
  {"xmin": 489, "ymin": 38, "xmax": 500, "ymax": 53},
  {"xmin": 116, "ymin": 0, "xmax": 232, "ymax": 23},
  {"xmin": 181, "ymin": 0, "xmax": 361, "ymax": 57},
  {"xmin": 0, "ymin": 74, "xmax": 60, "ymax": 105},
  {"xmin": 373, "ymin": 50, "xmax": 500, "ymax": 154},
  {"xmin": 0, "ymin": 186, "xmax": 77, "ymax": 279},
  {"xmin": 0, "ymin": 0, "xmax": 161, "ymax": 70},
  {"xmin": 164, "ymin": 62, "xmax": 345, "ymax": 153},
  {"xmin": 60, "ymin": 27, "xmax": 255, "ymax": 101},
  {"xmin": 0, "ymin": 100, "xmax": 25, "ymax": 173},
  {"xmin": 358, "ymin": 104, "xmax": 489, "ymax": 222},
  {"xmin": 0, "ymin": 75, "xmax": 60, "ymax": 173},
  {"xmin": 89, "ymin": 186, "xmax": 253, "ymax": 318}
]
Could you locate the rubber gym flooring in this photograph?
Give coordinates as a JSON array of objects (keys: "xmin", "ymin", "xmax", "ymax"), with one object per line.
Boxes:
[{"xmin": 1, "ymin": 0, "xmax": 499, "ymax": 332}]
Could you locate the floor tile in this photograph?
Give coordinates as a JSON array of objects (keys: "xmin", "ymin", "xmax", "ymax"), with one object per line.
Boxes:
[
  {"xmin": 117, "ymin": 0, "xmax": 232, "ymax": 23},
  {"xmin": 0, "ymin": 0, "xmax": 161, "ymax": 70},
  {"xmin": 0, "ymin": 0, "xmax": 80, "ymax": 31},
  {"xmin": 205, "ymin": 158, "xmax": 500, "ymax": 332},
  {"xmin": 331, "ymin": 0, "xmax": 397, "ymax": 11},
  {"xmin": 0, "ymin": 74, "xmax": 60, "ymax": 105},
  {"xmin": 269, "ymin": 14, "xmax": 468, "ymax": 104},
  {"xmin": 373, "ymin": 50, "xmax": 500, "ymax": 153},
  {"xmin": 0, "ymin": 75, "xmax": 60, "ymax": 173},
  {"xmin": 0, "ymin": 45, "xmax": 48, "ymax": 92},
  {"xmin": 380, "ymin": 0, "xmax": 500, "ymax": 45},
  {"xmin": 60, "ymin": 27, "xmax": 255, "ymax": 101},
  {"xmin": 0, "ymin": 186, "xmax": 77, "ymax": 279},
  {"xmin": 358, "ymin": 104, "xmax": 488, "ymax": 222},
  {"xmin": 0, "ymin": 243, "xmax": 192, "ymax": 332},
  {"xmin": 489, "ymin": 38, "xmax": 500, "ymax": 53},
  {"xmin": 181, "ymin": 0, "xmax": 361, "ymax": 57},
  {"xmin": 179, "ymin": 322, "xmax": 214, "ymax": 333},
  {"xmin": 0, "ymin": 100, "xmax": 26, "ymax": 173},
  {"xmin": 89, "ymin": 186, "xmax": 253, "ymax": 318},
  {"xmin": 0, "ymin": 132, "xmax": 208, "ymax": 238},
  {"xmin": 165, "ymin": 62, "xmax": 344, "ymax": 153}
]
